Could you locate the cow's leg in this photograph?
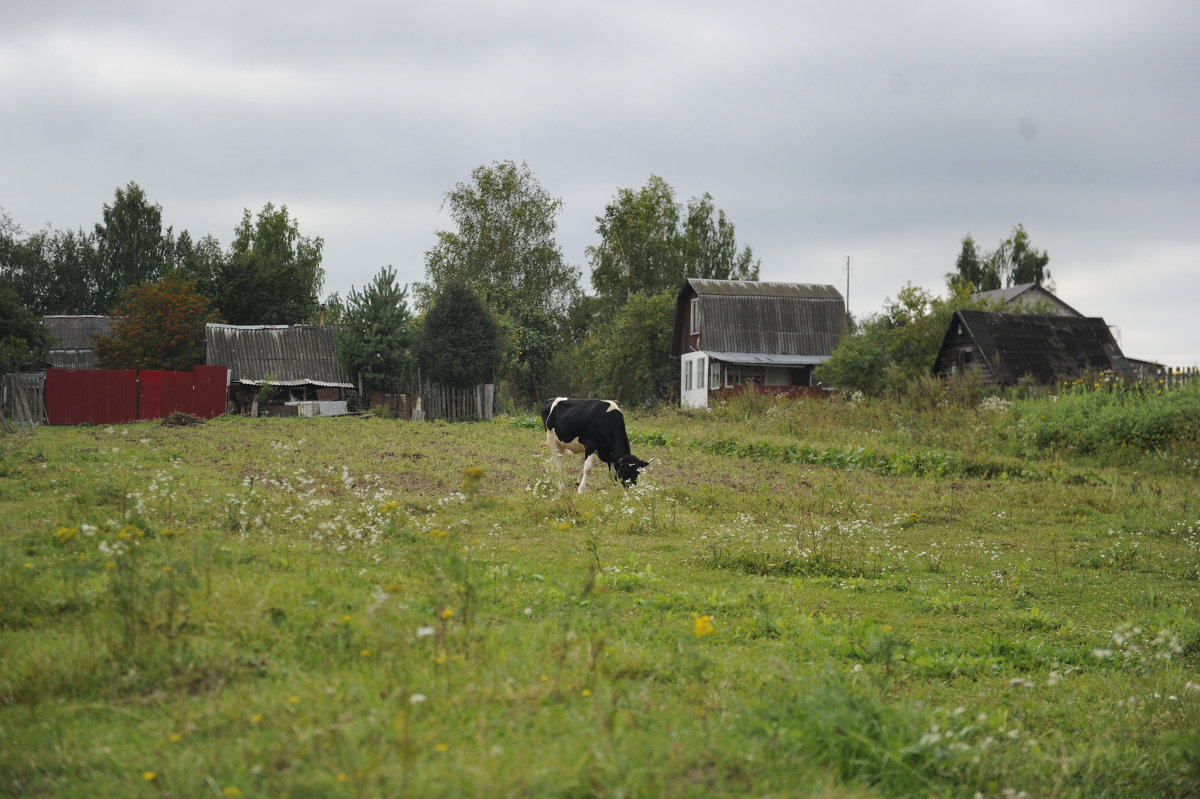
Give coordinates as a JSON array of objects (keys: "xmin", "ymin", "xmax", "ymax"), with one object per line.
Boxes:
[
  {"xmin": 545, "ymin": 430, "xmax": 566, "ymax": 488},
  {"xmin": 578, "ymin": 452, "xmax": 597, "ymax": 494}
]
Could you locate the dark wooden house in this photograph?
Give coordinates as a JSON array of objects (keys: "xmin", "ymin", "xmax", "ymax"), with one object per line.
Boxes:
[
  {"xmin": 204, "ymin": 324, "xmax": 353, "ymax": 415},
  {"xmin": 670, "ymin": 278, "xmax": 846, "ymax": 408},
  {"xmin": 933, "ymin": 309, "xmax": 1136, "ymax": 385}
]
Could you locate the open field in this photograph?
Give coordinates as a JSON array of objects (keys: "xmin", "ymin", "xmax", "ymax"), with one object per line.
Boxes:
[{"xmin": 2, "ymin": 391, "xmax": 1199, "ymax": 798}]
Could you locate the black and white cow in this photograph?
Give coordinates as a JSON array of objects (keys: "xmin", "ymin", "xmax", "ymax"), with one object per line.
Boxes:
[{"xmin": 540, "ymin": 397, "xmax": 649, "ymax": 493}]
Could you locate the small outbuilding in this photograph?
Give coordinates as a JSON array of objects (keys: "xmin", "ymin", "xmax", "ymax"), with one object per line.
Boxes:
[
  {"xmin": 204, "ymin": 323, "xmax": 353, "ymax": 415},
  {"xmin": 43, "ymin": 315, "xmax": 112, "ymax": 369},
  {"xmin": 933, "ymin": 309, "xmax": 1135, "ymax": 385},
  {"xmin": 671, "ymin": 278, "xmax": 846, "ymax": 408}
]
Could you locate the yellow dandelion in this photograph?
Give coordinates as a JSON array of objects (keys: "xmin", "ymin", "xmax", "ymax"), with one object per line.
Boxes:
[
  {"xmin": 692, "ymin": 613, "xmax": 715, "ymax": 638},
  {"xmin": 222, "ymin": 788, "xmax": 243, "ymax": 798},
  {"xmin": 361, "ymin": 649, "xmax": 371, "ymax": 658},
  {"xmin": 430, "ymin": 528, "xmax": 448, "ymax": 539},
  {"xmin": 55, "ymin": 526, "xmax": 78, "ymax": 543},
  {"xmin": 169, "ymin": 733, "xmax": 182, "ymax": 743},
  {"xmin": 440, "ymin": 608, "xmax": 454, "ymax": 620},
  {"xmin": 287, "ymin": 695, "xmax": 299, "ymax": 705},
  {"xmin": 251, "ymin": 713, "xmax": 263, "ymax": 724},
  {"xmin": 105, "ymin": 561, "xmax": 117, "ymax": 571},
  {"xmin": 142, "ymin": 771, "xmax": 156, "ymax": 782},
  {"xmin": 463, "ymin": 467, "xmax": 484, "ymax": 479},
  {"xmin": 340, "ymin": 614, "xmax": 353, "ymax": 623},
  {"xmin": 383, "ymin": 582, "xmax": 403, "ymax": 593},
  {"xmin": 581, "ymin": 689, "xmax": 591, "ymax": 697},
  {"xmin": 557, "ymin": 522, "xmax": 571, "ymax": 531},
  {"xmin": 539, "ymin": 674, "xmax": 549, "ymax": 682},
  {"xmin": 434, "ymin": 743, "xmax": 450, "ymax": 752},
  {"xmin": 435, "ymin": 652, "xmax": 448, "ymax": 666},
  {"xmin": 336, "ymin": 773, "xmax": 350, "ymax": 783}
]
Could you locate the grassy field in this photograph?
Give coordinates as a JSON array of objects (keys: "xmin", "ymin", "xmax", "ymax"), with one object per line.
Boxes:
[{"xmin": 1, "ymin": 389, "xmax": 1198, "ymax": 798}]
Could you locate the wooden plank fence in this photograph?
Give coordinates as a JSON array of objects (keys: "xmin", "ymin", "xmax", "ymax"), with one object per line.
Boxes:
[
  {"xmin": 422, "ymin": 383, "xmax": 495, "ymax": 421},
  {"xmin": 1, "ymin": 373, "xmax": 47, "ymax": 432}
]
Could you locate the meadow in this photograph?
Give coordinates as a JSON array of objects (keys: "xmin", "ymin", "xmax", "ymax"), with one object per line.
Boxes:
[{"xmin": 1, "ymin": 385, "xmax": 1198, "ymax": 798}]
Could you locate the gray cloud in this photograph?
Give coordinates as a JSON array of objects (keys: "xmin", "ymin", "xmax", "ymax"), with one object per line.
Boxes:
[{"xmin": 3, "ymin": 0, "xmax": 1197, "ymax": 363}]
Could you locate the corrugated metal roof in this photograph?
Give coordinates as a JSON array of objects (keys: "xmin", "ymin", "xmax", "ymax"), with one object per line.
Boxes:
[
  {"xmin": 696, "ymin": 293, "xmax": 845, "ymax": 356},
  {"xmin": 42, "ymin": 316, "xmax": 112, "ymax": 349},
  {"xmin": 205, "ymin": 324, "xmax": 353, "ymax": 388},
  {"xmin": 949, "ymin": 310, "xmax": 1133, "ymax": 384},
  {"xmin": 687, "ymin": 278, "xmax": 844, "ymax": 300},
  {"xmin": 701, "ymin": 350, "xmax": 831, "ymax": 366},
  {"xmin": 47, "ymin": 350, "xmax": 102, "ymax": 369}
]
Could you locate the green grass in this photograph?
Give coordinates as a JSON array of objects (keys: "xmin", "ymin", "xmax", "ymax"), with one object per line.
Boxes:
[{"xmin": 1, "ymin": 391, "xmax": 1199, "ymax": 798}]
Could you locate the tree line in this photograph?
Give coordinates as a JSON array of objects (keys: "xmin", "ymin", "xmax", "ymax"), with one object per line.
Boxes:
[
  {"xmin": 1, "ymin": 168, "xmax": 1051, "ymax": 406},
  {"xmin": 0, "ymin": 167, "xmax": 760, "ymax": 406}
]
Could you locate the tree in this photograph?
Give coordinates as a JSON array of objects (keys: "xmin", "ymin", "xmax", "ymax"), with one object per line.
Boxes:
[
  {"xmin": 419, "ymin": 161, "xmax": 581, "ymax": 406},
  {"xmin": 951, "ymin": 225, "xmax": 1050, "ymax": 291},
  {"xmin": 682, "ymin": 193, "xmax": 760, "ymax": 284},
  {"xmin": 417, "ymin": 282, "xmax": 503, "ymax": 388},
  {"xmin": 948, "ymin": 235, "xmax": 993, "ymax": 291},
  {"xmin": 1, "ymin": 212, "xmax": 97, "ymax": 316},
  {"xmin": 588, "ymin": 176, "xmax": 760, "ymax": 314},
  {"xmin": 580, "ymin": 290, "xmax": 678, "ymax": 405},
  {"xmin": 588, "ymin": 176, "xmax": 682, "ymax": 311},
  {"xmin": 93, "ymin": 271, "xmax": 222, "ymax": 371},
  {"xmin": 335, "ymin": 266, "xmax": 415, "ymax": 394},
  {"xmin": 173, "ymin": 230, "xmax": 227, "ymax": 302},
  {"xmin": 816, "ymin": 281, "xmax": 983, "ymax": 394},
  {"xmin": 92, "ymin": 182, "xmax": 175, "ymax": 314},
  {"xmin": 215, "ymin": 203, "xmax": 324, "ymax": 324},
  {"xmin": 0, "ymin": 276, "xmax": 51, "ymax": 374},
  {"xmin": 419, "ymin": 161, "xmax": 579, "ymax": 318},
  {"xmin": 1007, "ymin": 224, "xmax": 1051, "ymax": 286}
]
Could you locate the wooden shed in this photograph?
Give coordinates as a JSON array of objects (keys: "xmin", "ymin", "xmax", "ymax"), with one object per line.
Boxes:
[
  {"xmin": 933, "ymin": 309, "xmax": 1135, "ymax": 385},
  {"xmin": 204, "ymin": 324, "xmax": 353, "ymax": 414},
  {"xmin": 42, "ymin": 315, "xmax": 112, "ymax": 369},
  {"xmin": 671, "ymin": 278, "xmax": 846, "ymax": 408}
]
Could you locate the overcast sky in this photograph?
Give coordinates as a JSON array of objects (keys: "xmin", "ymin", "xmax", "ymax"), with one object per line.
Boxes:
[{"xmin": 3, "ymin": 0, "xmax": 1198, "ymax": 364}]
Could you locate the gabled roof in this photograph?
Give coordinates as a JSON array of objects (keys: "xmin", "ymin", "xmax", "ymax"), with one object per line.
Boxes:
[
  {"xmin": 204, "ymin": 324, "xmax": 353, "ymax": 388},
  {"xmin": 672, "ymin": 278, "xmax": 846, "ymax": 358},
  {"xmin": 940, "ymin": 310, "xmax": 1133, "ymax": 384},
  {"xmin": 973, "ymin": 283, "xmax": 1082, "ymax": 317}
]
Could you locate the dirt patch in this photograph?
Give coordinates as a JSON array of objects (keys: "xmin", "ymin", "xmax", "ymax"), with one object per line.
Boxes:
[{"xmin": 161, "ymin": 412, "xmax": 206, "ymax": 428}]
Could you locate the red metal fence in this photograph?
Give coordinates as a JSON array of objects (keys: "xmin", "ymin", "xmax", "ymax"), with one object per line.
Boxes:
[{"xmin": 45, "ymin": 366, "xmax": 228, "ymax": 425}]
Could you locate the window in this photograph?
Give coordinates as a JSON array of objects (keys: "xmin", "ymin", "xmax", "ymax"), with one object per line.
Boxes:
[
  {"xmin": 690, "ymin": 298, "xmax": 700, "ymax": 335},
  {"xmin": 685, "ymin": 360, "xmax": 693, "ymax": 391}
]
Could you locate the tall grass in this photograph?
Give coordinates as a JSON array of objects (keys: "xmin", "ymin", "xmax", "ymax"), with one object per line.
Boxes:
[{"xmin": 1, "ymin": 391, "xmax": 1198, "ymax": 797}]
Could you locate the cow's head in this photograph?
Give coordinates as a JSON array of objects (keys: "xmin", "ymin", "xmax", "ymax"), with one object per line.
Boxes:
[{"xmin": 613, "ymin": 455, "xmax": 650, "ymax": 487}]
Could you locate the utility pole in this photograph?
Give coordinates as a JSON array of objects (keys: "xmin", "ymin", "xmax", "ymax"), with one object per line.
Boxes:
[{"xmin": 845, "ymin": 255, "xmax": 851, "ymax": 330}]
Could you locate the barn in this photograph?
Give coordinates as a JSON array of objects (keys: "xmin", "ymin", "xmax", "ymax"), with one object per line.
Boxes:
[
  {"xmin": 933, "ymin": 309, "xmax": 1136, "ymax": 385},
  {"xmin": 670, "ymin": 278, "xmax": 846, "ymax": 408},
  {"xmin": 204, "ymin": 323, "xmax": 353, "ymax": 415}
]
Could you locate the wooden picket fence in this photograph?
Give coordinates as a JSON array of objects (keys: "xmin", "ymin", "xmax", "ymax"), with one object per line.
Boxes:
[
  {"xmin": 421, "ymin": 383, "xmax": 495, "ymax": 421},
  {"xmin": 1142, "ymin": 365, "xmax": 1198, "ymax": 389}
]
